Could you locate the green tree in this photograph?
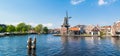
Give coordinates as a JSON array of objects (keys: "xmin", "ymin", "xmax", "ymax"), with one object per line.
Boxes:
[
  {"xmin": 0, "ymin": 26, "xmax": 4, "ymax": 32},
  {"xmin": 0, "ymin": 26, "xmax": 6, "ymax": 32},
  {"xmin": 22, "ymin": 28, "xmax": 27, "ymax": 32},
  {"xmin": 7, "ymin": 25, "xmax": 15, "ymax": 32},
  {"xmin": 100, "ymin": 31, "xmax": 105, "ymax": 37},
  {"xmin": 35, "ymin": 24, "xmax": 43, "ymax": 33},
  {"xmin": 16, "ymin": 22, "xmax": 26, "ymax": 32},
  {"xmin": 26, "ymin": 25, "xmax": 32, "ymax": 31},
  {"xmin": 43, "ymin": 27, "xmax": 48, "ymax": 34}
]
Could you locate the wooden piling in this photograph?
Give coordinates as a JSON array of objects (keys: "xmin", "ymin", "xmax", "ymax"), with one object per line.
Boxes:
[
  {"xmin": 32, "ymin": 37, "xmax": 36, "ymax": 50},
  {"xmin": 32, "ymin": 49, "xmax": 36, "ymax": 56},
  {"xmin": 27, "ymin": 38, "xmax": 32, "ymax": 50},
  {"xmin": 27, "ymin": 37, "xmax": 37, "ymax": 56}
]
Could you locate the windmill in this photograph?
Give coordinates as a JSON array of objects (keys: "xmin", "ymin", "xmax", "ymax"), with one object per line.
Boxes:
[{"xmin": 61, "ymin": 11, "xmax": 71, "ymax": 34}]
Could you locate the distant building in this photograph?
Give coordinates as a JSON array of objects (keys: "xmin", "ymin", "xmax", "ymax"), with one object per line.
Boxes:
[
  {"xmin": 68, "ymin": 25, "xmax": 86, "ymax": 35},
  {"xmin": 101, "ymin": 26, "xmax": 112, "ymax": 36},
  {"xmin": 91, "ymin": 27, "xmax": 100, "ymax": 35},
  {"xmin": 85, "ymin": 25, "xmax": 101, "ymax": 36},
  {"xmin": 112, "ymin": 20, "xmax": 120, "ymax": 36},
  {"xmin": 74, "ymin": 25, "xmax": 86, "ymax": 34},
  {"xmin": 48, "ymin": 29, "xmax": 54, "ymax": 34},
  {"xmin": 61, "ymin": 11, "xmax": 70, "ymax": 35},
  {"xmin": 69, "ymin": 27, "xmax": 80, "ymax": 35},
  {"xmin": 61, "ymin": 19, "xmax": 69, "ymax": 35},
  {"xmin": 28, "ymin": 29, "xmax": 36, "ymax": 33},
  {"xmin": 53, "ymin": 28, "xmax": 61, "ymax": 34},
  {"xmin": 61, "ymin": 27, "xmax": 67, "ymax": 35},
  {"xmin": 85, "ymin": 25, "xmax": 94, "ymax": 34}
]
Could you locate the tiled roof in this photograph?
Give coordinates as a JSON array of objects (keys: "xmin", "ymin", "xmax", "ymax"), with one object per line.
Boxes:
[
  {"xmin": 92, "ymin": 27, "xmax": 100, "ymax": 31},
  {"xmin": 69, "ymin": 27, "xmax": 80, "ymax": 31},
  {"xmin": 103, "ymin": 26, "xmax": 111, "ymax": 28}
]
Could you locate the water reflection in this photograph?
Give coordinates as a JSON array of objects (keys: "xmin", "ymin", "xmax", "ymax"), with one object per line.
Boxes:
[
  {"xmin": 61, "ymin": 36, "xmax": 103, "ymax": 46},
  {"xmin": 32, "ymin": 49, "xmax": 36, "ymax": 56},
  {"xmin": 59, "ymin": 36, "xmax": 120, "ymax": 56},
  {"xmin": 1, "ymin": 34, "xmax": 120, "ymax": 56},
  {"xmin": 27, "ymin": 49, "xmax": 36, "ymax": 56},
  {"xmin": 27, "ymin": 49, "xmax": 31, "ymax": 56},
  {"xmin": 111, "ymin": 37, "xmax": 120, "ymax": 50},
  {"xmin": 60, "ymin": 36, "xmax": 69, "ymax": 56}
]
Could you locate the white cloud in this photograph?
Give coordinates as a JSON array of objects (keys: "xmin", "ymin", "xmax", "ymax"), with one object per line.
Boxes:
[
  {"xmin": 71, "ymin": 0, "xmax": 85, "ymax": 5},
  {"xmin": 98, "ymin": 0, "xmax": 107, "ymax": 6},
  {"xmin": 2, "ymin": 21, "xmax": 23, "ymax": 26},
  {"xmin": 1, "ymin": 21, "xmax": 38, "ymax": 27},
  {"xmin": 98, "ymin": 0, "xmax": 117, "ymax": 6},
  {"xmin": 27, "ymin": 22, "xmax": 38, "ymax": 27},
  {"xmin": 43, "ymin": 23, "xmax": 53, "ymax": 28}
]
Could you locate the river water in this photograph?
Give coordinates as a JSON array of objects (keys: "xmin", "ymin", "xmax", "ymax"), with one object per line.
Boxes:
[{"xmin": 0, "ymin": 34, "xmax": 120, "ymax": 56}]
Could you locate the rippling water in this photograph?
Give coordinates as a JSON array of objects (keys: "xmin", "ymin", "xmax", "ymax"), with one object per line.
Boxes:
[{"xmin": 0, "ymin": 34, "xmax": 120, "ymax": 56}]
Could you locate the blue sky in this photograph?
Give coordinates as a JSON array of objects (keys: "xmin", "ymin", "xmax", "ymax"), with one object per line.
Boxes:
[{"xmin": 0, "ymin": 0, "xmax": 120, "ymax": 28}]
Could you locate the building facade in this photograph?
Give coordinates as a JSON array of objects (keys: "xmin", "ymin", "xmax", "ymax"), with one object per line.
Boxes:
[
  {"xmin": 101, "ymin": 26, "xmax": 112, "ymax": 36},
  {"xmin": 85, "ymin": 25, "xmax": 94, "ymax": 35},
  {"xmin": 69, "ymin": 27, "xmax": 80, "ymax": 35},
  {"xmin": 91, "ymin": 27, "xmax": 100, "ymax": 35},
  {"xmin": 74, "ymin": 25, "xmax": 86, "ymax": 34},
  {"xmin": 112, "ymin": 20, "xmax": 120, "ymax": 36}
]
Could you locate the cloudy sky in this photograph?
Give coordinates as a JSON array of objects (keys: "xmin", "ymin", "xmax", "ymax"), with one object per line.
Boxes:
[{"xmin": 0, "ymin": 0, "xmax": 120, "ymax": 28}]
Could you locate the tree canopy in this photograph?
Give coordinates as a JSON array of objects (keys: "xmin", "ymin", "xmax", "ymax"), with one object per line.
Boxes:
[
  {"xmin": 16, "ymin": 23, "xmax": 26, "ymax": 32},
  {"xmin": 6, "ymin": 25, "xmax": 15, "ymax": 32},
  {"xmin": 43, "ymin": 27, "xmax": 48, "ymax": 34},
  {"xmin": 35, "ymin": 24, "xmax": 43, "ymax": 33},
  {"xmin": 0, "ymin": 26, "xmax": 4, "ymax": 32},
  {"xmin": 0, "ymin": 26, "xmax": 6, "ymax": 33},
  {"xmin": 16, "ymin": 22, "xmax": 32, "ymax": 32},
  {"xmin": 0, "ymin": 23, "xmax": 49, "ymax": 34}
]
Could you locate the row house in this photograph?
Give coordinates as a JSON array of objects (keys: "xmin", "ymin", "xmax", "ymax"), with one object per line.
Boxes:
[
  {"xmin": 74, "ymin": 25, "xmax": 86, "ymax": 34},
  {"xmin": 68, "ymin": 25, "xmax": 86, "ymax": 35},
  {"xmin": 85, "ymin": 25, "xmax": 100, "ymax": 36},
  {"xmin": 53, "ymin": 28, "xmax": 61, "ymax": 34},
  {"xmin": 69, "ymin": 27, "xmax": 80, "ymax": 35},
  {"xmin": 85, "ymin": 25, "xmax": 94, "ymax": 34},
  {"xmin": 112, "ymin": 20, "xmax": 120, "ymax": 36},
  {"xmin": 70, "ymin": 24, "xmax": 101, "ymax": 36},
  {"xmin": 91, "ymin": 27, "xmax": 100, "ymax": 35},
  {"xmin": 101, "ymin": 26, "xmax": 112, "ymax": 36}
]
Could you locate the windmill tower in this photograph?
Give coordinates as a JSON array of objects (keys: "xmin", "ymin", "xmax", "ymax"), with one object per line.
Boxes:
[{"xmin": 61, "ymin": 11, "xmax": 71, "ymax": 35}]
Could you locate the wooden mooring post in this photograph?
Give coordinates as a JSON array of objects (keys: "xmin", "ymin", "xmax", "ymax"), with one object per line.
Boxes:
[
  {"xmin": 27, "ymin": 37, "xmax": 36, "ymax": 56},
  {"xmin": 27, "ymin": 38, "xmax": 32, "ymax": 50},
  {"xmin": 32, "ymin": 37, "xmax": 36, "ymax": 50}
]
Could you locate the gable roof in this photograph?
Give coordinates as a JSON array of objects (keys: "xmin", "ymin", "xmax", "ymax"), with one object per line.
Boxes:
[{"xmin": 92, "ymin": 27, "xmax": 100, "ymax": 31}]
